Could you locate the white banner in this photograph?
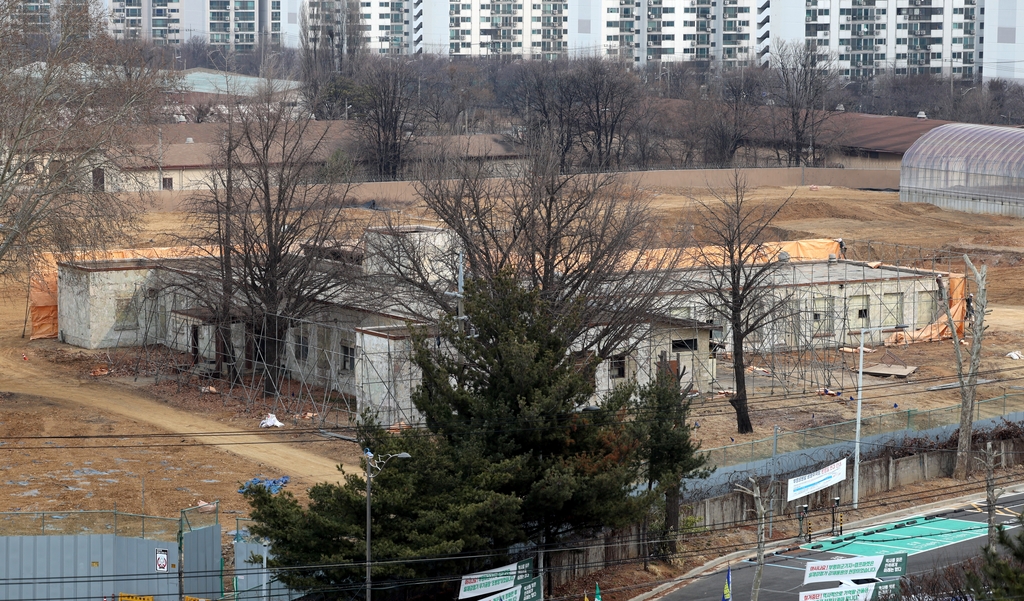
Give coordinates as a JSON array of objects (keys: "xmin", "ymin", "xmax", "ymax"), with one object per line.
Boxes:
[
  {"xmin": 476, "ymin": 586, "xmax": 522, "ymax": 601},
  {"xmin": 799, "ymin": 584, "xmax": 872, "ymax": 601},
  {"xmin": 458, "ymin": 560, "xmax": 532, "ymax": 599},
  {"xmin": 788, "ymin": 458, "xmax": 847, "ymax": 502},
  {"xmin": 803, "ymin": 554, "xmax": 907, "ymax": 585},
  {"xmin": 799, "ymin": 581, "xmax": 900, "ymax": 601}
]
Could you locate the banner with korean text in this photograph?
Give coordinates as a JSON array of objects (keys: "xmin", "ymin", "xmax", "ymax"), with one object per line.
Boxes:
[
  {"xmin": 788, "ymin": 458, "xmax": 847, "ymax": 502},
  {"xmin": 803, "ymin": 554, "xmax": 908, "ymax": 585},
  {"xmin": 458, "ymin": 559, "xmax": 535, "ymax": 600}
]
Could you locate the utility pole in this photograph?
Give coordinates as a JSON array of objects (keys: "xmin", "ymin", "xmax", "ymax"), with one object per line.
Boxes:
[{"xmin": 737, "ymin": 478, "xmax": 770, "ymax": 601}]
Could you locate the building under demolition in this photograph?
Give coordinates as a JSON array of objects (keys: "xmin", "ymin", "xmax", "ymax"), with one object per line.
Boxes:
[{"xmin": 46, "ymin": 237, "xmax": 957, "ymax": 426}]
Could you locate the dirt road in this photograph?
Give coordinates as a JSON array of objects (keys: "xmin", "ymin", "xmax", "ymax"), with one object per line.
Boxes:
[{"xmin": 0, "ymin": 292, "xmax": 359, "ymax": 499}]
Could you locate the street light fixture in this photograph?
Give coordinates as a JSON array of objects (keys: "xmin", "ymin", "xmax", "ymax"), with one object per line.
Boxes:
[
  {"xmin": 365, "ymin": 449, "xmax": 411, "ymax": 601},
  {"xmin": 853, "ymin": 324, "xmax": 906, "ymax": 509}
]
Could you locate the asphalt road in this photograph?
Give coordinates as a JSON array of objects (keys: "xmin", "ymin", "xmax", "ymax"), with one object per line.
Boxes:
[{"xmin": 664, "ymin": 492, "xmax": 1024, "ymax": 601}]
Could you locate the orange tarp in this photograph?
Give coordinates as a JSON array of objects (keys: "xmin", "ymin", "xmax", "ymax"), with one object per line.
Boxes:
[
  {"xmin": 885, "ymin": 273, "xmax": 966, "ymax": 346},
  {"xmin": 29, "ymin": 246, "xmax": 209, "ymax": 340},
  {"xmin": 626, "ymin": 238, "xmax": 843, "ymax": 271}
]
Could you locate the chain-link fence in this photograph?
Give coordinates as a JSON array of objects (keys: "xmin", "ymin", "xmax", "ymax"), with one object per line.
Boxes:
[
  {"xmin": 703, "ymin": 392, "xmax": 1024, "ymax": 468},
  {"xmin": 0, "ymin": 510, "xmax": 180, "ymax": 541}
]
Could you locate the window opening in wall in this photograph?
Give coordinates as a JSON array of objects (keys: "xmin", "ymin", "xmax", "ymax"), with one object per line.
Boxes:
[
  {"xmin": 341, "ymin": 344, "xmax": 356, "ymax": 371},
  {"xmin": 671, "ymin": 338, "xmax": 698, "ymax": 352},
  {"xmin": 609, "ymin": 354, "xmax": 627, "ymax": 378},
  {"xmin": 114, "ymin": 297, "xmax": 139, "ymax": 330},
  {"xmin": 296, "ymin": 327, "xmax": 310, "ymax": 362}
]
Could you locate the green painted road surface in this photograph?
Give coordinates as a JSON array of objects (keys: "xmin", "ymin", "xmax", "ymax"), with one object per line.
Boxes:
[{"xmin": 801, "ymin": 517, "xmax": 987, "ymax": 557}]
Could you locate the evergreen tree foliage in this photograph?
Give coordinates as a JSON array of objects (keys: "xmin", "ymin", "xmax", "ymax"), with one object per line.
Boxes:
[
  {"xmin": 410, "ymin": 272, "xmax": 643, "ymax": 547},
  {"xmin": 244, "ymin": 272, "xmax": 709, "ymax": 599},
  {"xmin": 971, "ymin": 515, "xmax": 1024, "ymax": 600},
  {"xmin": 244, "ymin": 418, "xmax": 521, "ymax": 600}
]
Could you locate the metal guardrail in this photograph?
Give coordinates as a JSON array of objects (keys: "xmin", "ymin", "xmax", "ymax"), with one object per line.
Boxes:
[{"xmin": 703, "ymin": 392, "xmax": 1024, "ymax": 468}]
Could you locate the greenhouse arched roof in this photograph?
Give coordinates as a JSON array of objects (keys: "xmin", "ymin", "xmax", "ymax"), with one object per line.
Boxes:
[{"xmin": 903, "ymin": 123, "xmax": 1024, "ymax": 178}]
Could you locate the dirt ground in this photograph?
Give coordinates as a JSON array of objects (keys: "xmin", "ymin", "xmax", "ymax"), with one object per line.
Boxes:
[
  {"xmin": 0, "ymin": 288, "xmax": 364, "ymax": 518},
  {"xmin": 3, "ymin": 184, "xmax": 1024, "ymax": 597}
]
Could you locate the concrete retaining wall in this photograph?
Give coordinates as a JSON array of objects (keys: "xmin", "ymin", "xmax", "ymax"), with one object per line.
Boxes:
[{"xmin": 686, "ymin": 439, "xmax": 1022, "ymax": 531}]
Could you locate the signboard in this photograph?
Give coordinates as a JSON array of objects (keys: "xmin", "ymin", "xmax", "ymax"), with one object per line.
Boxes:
[
  {"xmin": 118, "ymin": 595, "xmax": 154, "ymax": 601},
  {"xmin": 458, "ymin": 559, "xmax": 534, "ymax": 599},
  {"xmin": 788, "ymin": 458, "xmax": 847, "ymax": 501},
  {"xmin": 798, "ymin": 581, "xmax": 900, "ymax": 601},
  {"xmin": 803, "ymin": 554, "xmax": 908, "ymax": 585},
  {"xmin": 155, "ymin": 549, "xmax": 169, "ymax": 573},
  {"xmin": 520, "ymin": 576, "xmax": 543, "ymax": 601}
]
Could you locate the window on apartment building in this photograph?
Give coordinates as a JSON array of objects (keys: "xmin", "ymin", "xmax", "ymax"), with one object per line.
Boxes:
[
  {"xmin": 92, "ymin": 168, "xmax": 105, "ymax": 192},
  {"xmin": 162, "ymin": 177, "xmax": 173, "ymax": 190}
]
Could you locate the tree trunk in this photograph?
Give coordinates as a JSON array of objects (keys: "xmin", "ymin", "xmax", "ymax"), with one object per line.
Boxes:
[
  {"xmin": 665, "ymin": 477, "xmax": 681, "ymax": 554},
  {"xmin": 261, "ymin": 316, "xmax": 284, "ymax": 396},
  {"xmin": 730, "ymin": 319, "xmax": 754, "ymax": 434},
  {"xmin": 751, "ymin": 482, "xmax": 766, "ymax": 601},
  {"xmin": 953, "ymin": 257, "xmax": 987, "ymax": 480}
]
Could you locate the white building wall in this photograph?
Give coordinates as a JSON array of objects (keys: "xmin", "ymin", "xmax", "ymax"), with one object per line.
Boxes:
[{"xmin": 983, "ymin": 0, "xmax": 1024, "ymax": 80}]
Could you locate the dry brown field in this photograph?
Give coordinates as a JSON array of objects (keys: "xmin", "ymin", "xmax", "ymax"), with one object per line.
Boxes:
[{"xmin": 1, "ymin": 184, "xmax": 1023, "ymax": 579}]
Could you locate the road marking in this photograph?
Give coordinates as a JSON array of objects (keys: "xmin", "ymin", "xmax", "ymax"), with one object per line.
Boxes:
[
  {"xmin": 801, "ymin": 517, "xmax": 987, "ymax": 557},
  {"xmin": 743, "ymin": 560, "xmax": 806, "ymax": 572}
]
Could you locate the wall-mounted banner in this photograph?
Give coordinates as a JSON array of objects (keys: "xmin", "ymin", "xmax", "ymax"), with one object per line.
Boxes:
[
  {"xmin": 458, "ymin": 559, "xmax": 534, "ymax": 599},
  {"xmin": 798, "ymin": 580, "xmax": 900, "ymax": 601},
  {"xmin": 788, "ymin": 458, "xmax": 847, "ymax": 502},
  {"xmin": 803, "ymin": 554, "xmax": 908, "ymax": 585}
]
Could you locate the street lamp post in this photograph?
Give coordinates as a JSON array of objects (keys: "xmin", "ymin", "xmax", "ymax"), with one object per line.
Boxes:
[
  {"xmin": 365, "ymin": 449, "xmax": 411, "ymax": 601},
  {"xmin": 853, "ymin": 324, "xmax": 906, "ymax": 509}
]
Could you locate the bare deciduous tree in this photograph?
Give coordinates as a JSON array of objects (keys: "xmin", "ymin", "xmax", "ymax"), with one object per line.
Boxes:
[
  {"xmin": 504, "ymin": 59, "xmax": 648, "ymax": 173},
  {"xmin": 183, "ymin": 79, "xmax": 356, "ymax": 393},
  {"xmin": 700, "ymin": 68, "xmax": 763, "ymax": 168},
  {"xmin": 0, "ymin": 0, "xmax": 168, "ymax": 274},
  {"xmin": 355, "ymin": 57, "xmax": 420, "ymax": 180},
  {"xmin": 767, "ymin": 41, "xmax": 845, "ymax": 166},
  {"xmin": 370, "ymin": 146, "xmax": 681, "ymax": 359},
  {"xmin": 947, "ymin": 255, "xmax": 988, "ymax": 480},
  {"xmin": 688, "ymin": 173, "xmax": 792, "ymax": 434}
]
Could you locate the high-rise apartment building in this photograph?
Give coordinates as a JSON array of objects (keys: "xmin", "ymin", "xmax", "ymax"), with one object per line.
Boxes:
[
  {"xmin": 106, "ymin": 0, "xmax": 301, "ymax": 50},
  {"xmin": 86, "ymin": 0, "xmax": 1024, "ymax": 79},
  {"xmin": 768, "ymin": 0, "xmax": 978, "ymax": 79},
  {"xmin": 385, "ymin": 0, "xmax": 759, "ymax": 63}
]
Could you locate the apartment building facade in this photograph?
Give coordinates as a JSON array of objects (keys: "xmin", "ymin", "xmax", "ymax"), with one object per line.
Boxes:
[
  {"xmin": 106, "ymin": 0, "xmax": 302, "ymax": 50},
  {"xmin": 770, "ymin": 0, "xmax": 980, "ymax": 79},
  {"xmin": 83, "ymin": 0, "xmax": 1024, "ymax": 78},
  {"xmin": 302, "ymin": 0, "xmax": 1022, "ymax": 77}
]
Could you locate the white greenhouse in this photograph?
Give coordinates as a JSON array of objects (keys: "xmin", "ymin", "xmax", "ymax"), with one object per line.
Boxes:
[{"xmin": 901, "ymin": 123, "xmax": 1024, "ymax": 217}]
